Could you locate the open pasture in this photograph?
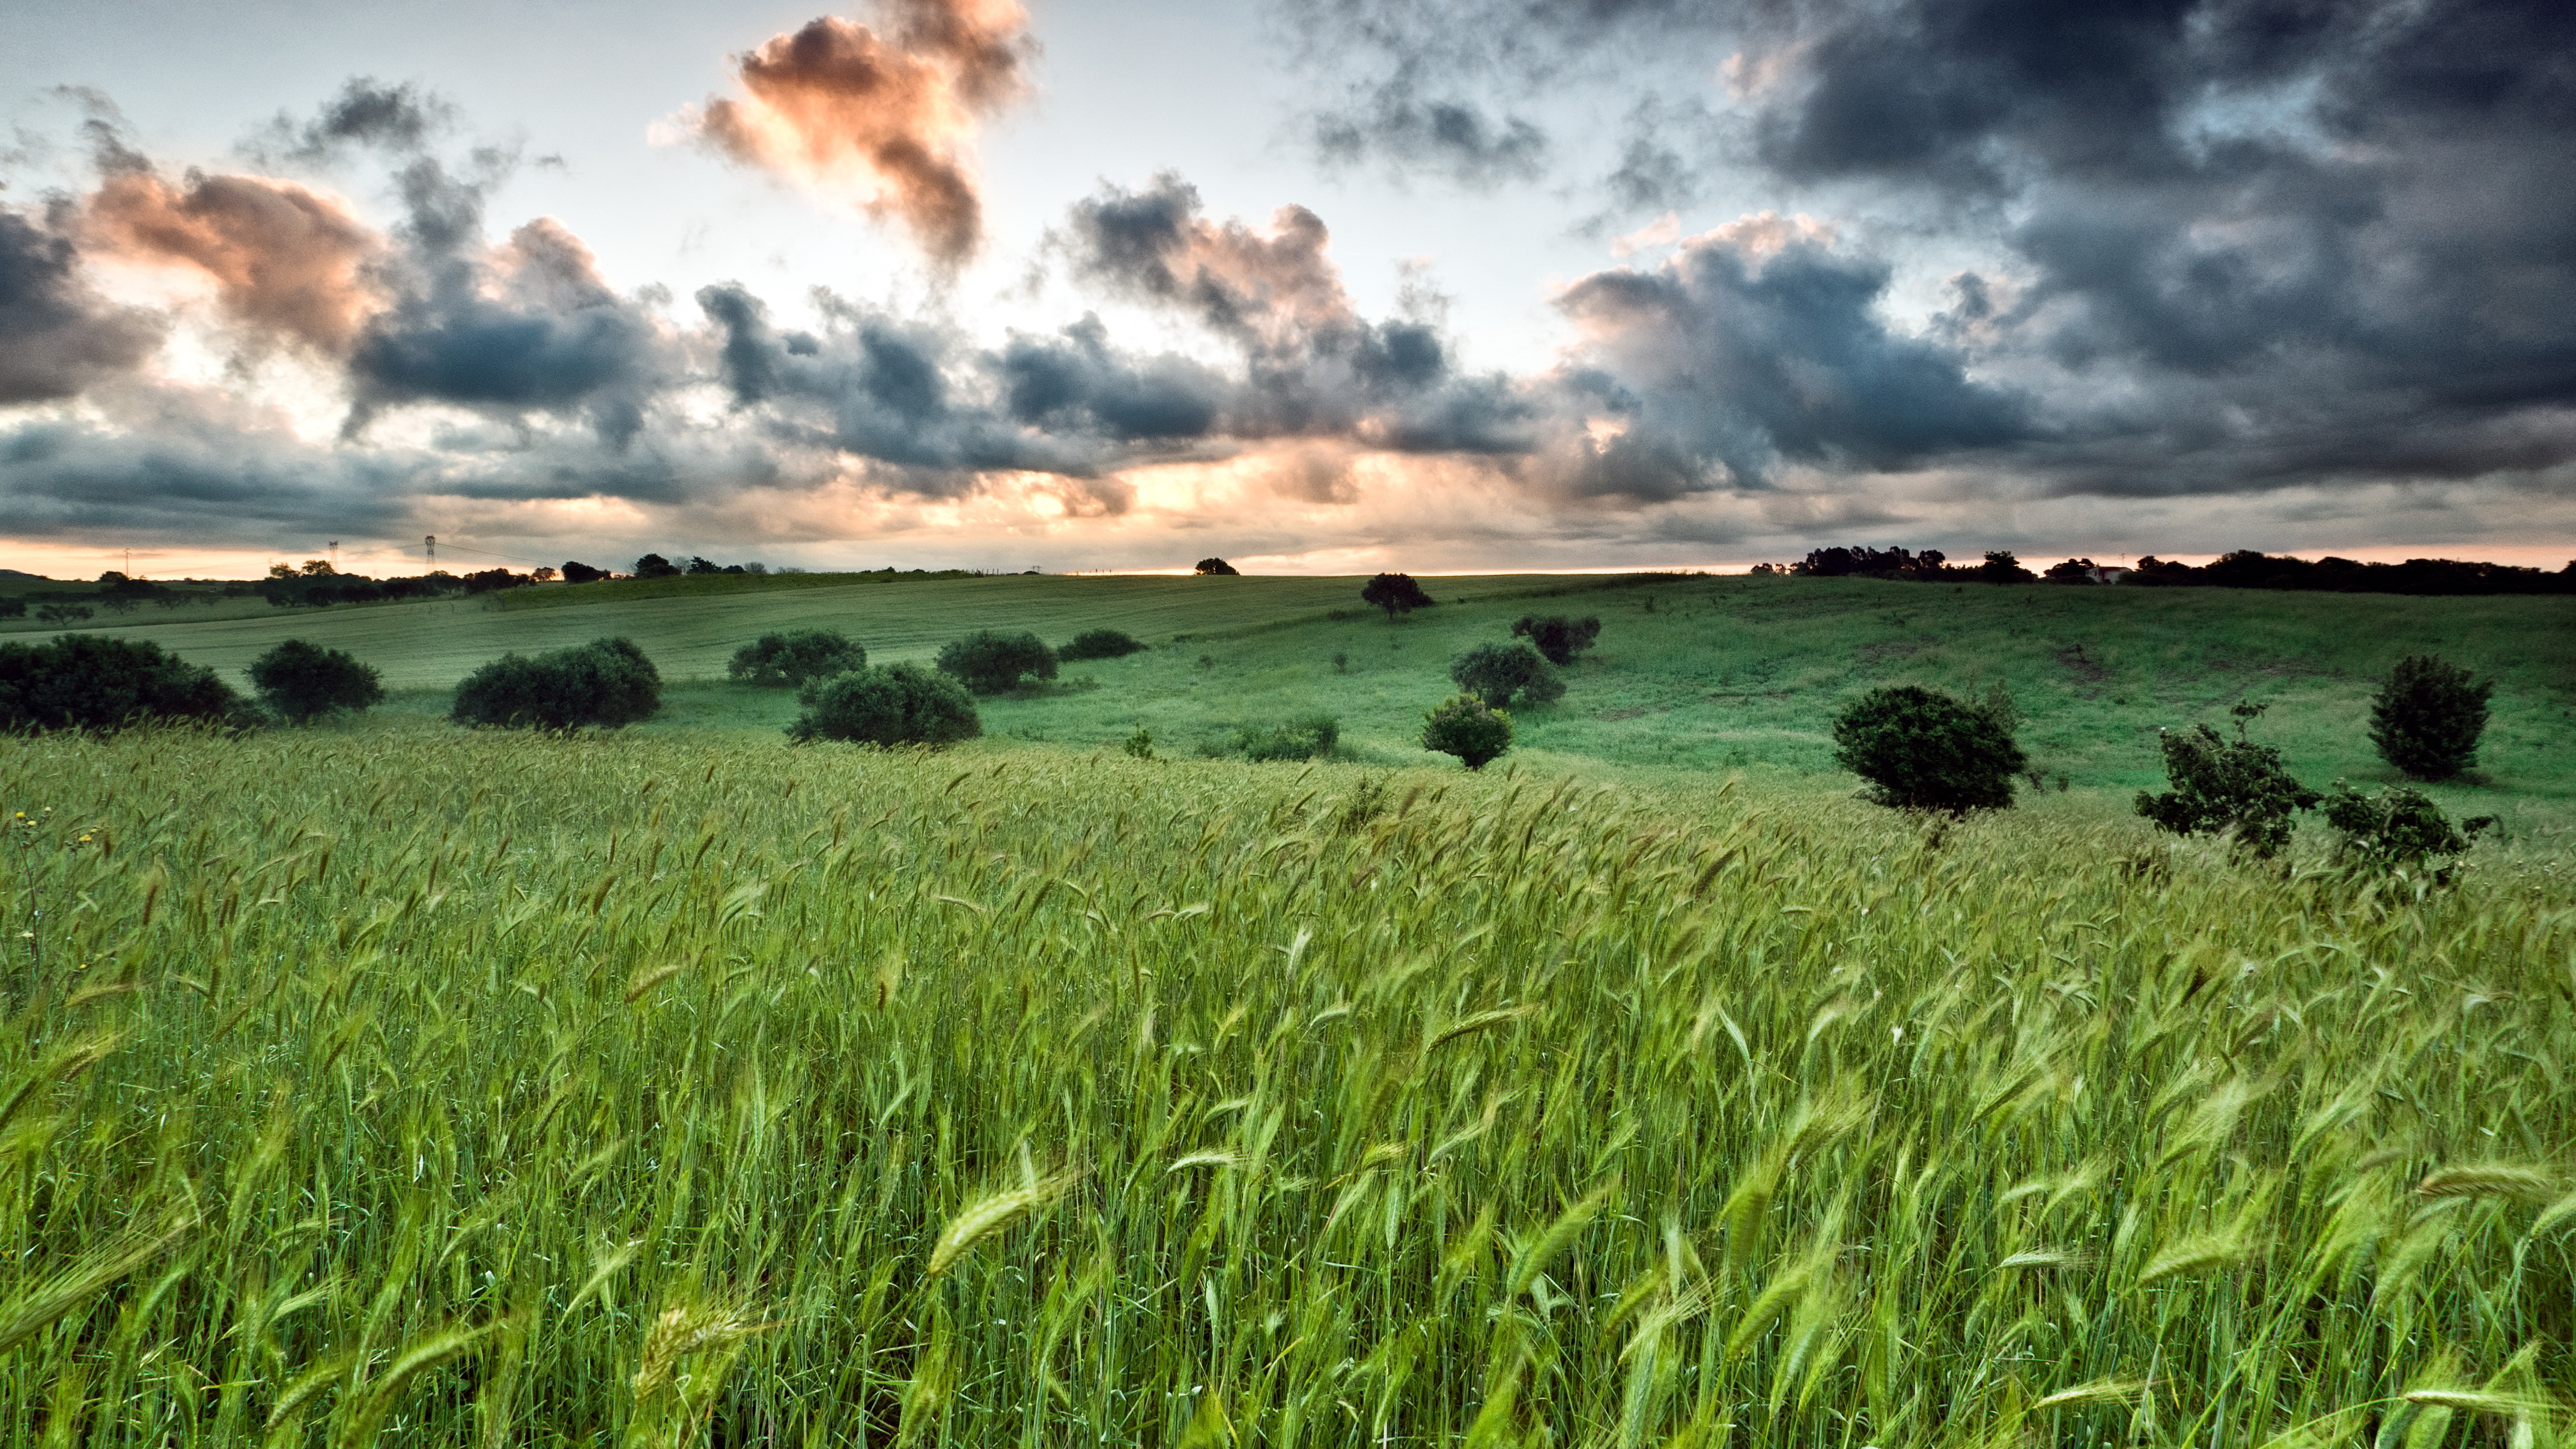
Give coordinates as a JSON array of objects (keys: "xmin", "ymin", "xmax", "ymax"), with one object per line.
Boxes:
[{"xmin": 1, "ymin": 728, "xmax": 2571, "ymax": 1444}]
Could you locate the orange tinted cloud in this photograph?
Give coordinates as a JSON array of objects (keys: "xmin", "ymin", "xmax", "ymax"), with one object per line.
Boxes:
[
  {"xmin": 85, "ymin": 170, "xmax": 381, "ymax": 354},
  {"xmin": 690, "ymin": 2, "xmax": 1031, "ymax": 265}
]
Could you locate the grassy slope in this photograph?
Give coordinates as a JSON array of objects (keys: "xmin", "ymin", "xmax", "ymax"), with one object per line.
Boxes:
[
  {"xmin": 1, "ymin": 732, "xmax": 2569, "ymax": 1442},
  {"xmin": 32, "ymin": 570, "xmax": 2576, "ymax": 843}
]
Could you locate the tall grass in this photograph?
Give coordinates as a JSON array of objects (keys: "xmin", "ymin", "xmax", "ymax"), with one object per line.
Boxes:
[{"xmin": 2, "ymin": 724, "xmax": 2571, "ymax": 1445}]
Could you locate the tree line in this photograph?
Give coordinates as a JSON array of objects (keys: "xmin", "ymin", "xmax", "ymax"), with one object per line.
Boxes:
[{"xmin": 1785, "ymin": 545, "xmax": 2576, "ymax": 594}]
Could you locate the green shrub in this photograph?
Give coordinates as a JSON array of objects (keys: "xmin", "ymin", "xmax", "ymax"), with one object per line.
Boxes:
[
  {"xmin": 729, "ymin": 629, "xmax": 866, "ymax": 687},
  {"xmin": 248, "ymin": 640, "xmax": 385, "ymax": 723},
  {"xmin": 786, "ymin": 664, "xmax": 981, "ymax": 747},
  {"xmin": 35, "ymin": 604, "xmax": 93, "ymax": 625},
  {"xmin": 2321, "ymin": 782, "xmax": 2496, "ymax": 873},
  {"xmin": 1832, "ymin": 684, "xmax": 2026, "ymax": 813},
  {"xmin": 1062, "ymin": 628, "xmax": 1148, "ymax": 661},
  {"xmin": 0, "ymin": 634, "xmax": 247, "ymax": 732},
  {"xmin": 1422, "ymin": 694, "xmax": 1511, "ymax": 770},
  {"xmin": 1509, "ymin": 615, "xmax": 1602, "ymax": 667},
  {"xmin": 452, "ymin": 637, "xmax": 660, "ymax": 730},
  {"xmin": 1123, "ymin": 723, "xmax": 1155, "ymax": 759},
  {"xmin": 2134, "ymin": 703, "xmax": 2318, "ymax": 857},
  {"xmin": 1221, "ymin": 714, "xmax": 1340, "ymax": 762},
  {"xmin": 937, "ymin": 630, "xmax": 1059, "ymax": 693},
  {"xmin": 1449, "ymin": 642, "xmax": 1564, "ymax": 708},
  {"xmin": 2369, "ymin": 654, "xmax": 2493, "ymax": 780}
]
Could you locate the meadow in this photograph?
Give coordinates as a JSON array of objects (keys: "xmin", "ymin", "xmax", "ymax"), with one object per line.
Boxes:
[
  {"xmin": 0, "ymin": 728, "xmax": 2571, "ymax": 1445},
  {"xmin": 4, "ymin": 575, "xmax": 2574, "ymax": 1444}
]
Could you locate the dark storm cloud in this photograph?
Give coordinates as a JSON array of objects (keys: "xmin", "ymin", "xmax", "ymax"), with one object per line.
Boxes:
[
  {"xmin": 1273, "ymin": 0, "xmax": 2576, "ymax": 506},
  {"xmin": 996, "ymin": 316, "xmax": 1226, "ymax": 442},
  {"xmin": 0, "ymin": 206, "xmax": 163, "ymax": 403},
  {"xmin": 1061, "ymin": 174, "xmax": 1535, "ymax": 451},
  {"xmin": 344, "ymin": 160, "xmax": 673, "ymax": 446}
]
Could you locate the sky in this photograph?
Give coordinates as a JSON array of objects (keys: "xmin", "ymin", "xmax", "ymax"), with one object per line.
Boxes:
[{"xmin": 2, "ymin": 0, "xmax": 2571, "ymax": 579}]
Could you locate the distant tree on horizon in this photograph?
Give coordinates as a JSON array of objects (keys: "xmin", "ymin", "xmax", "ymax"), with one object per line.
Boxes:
[
  {"xmin": 1194, "ymin": 557, "xmax": 1240, "ymax": 576},
  {"xmin": 1362, "ymin": 573, "xmax": 1435, "ymax": 619}
]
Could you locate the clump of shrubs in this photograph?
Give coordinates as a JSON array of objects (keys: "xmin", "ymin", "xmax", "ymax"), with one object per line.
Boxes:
[
  {"xmin": 729, "ymin": 629, "xmax": 866, "ymax": 688},
  {"xmin": 2322, "ymin": 781, "xmax": 2495, "ymax": 875},
  {"xmin": 2134, "ymin": 702, "xmax": 2316, "ymax": 857},
  {"xmin": 249, "ymin": 640, "xmax": 384, "ymax": 723},
  {"xmin": 1194, "ymin": 557, "xmax": 1240, "ymax": 576},
  {"xmin": 1214, "ymin": 714, "xmax": 1341, "ymax": 762},
  {"xmin": 0, "ymin": 634, "xmax": 247, "ymax": 732},
  {"xmin": 1362, "ymin": 573, "xmax": 1436, "ymax": 619},
  {"xmin": 1449, "ymin": 642, "xmax": 1564, "ymax": 709},
  {"xmin": 1423, "ymin": 694, "xmax": 1512, "ymax": 770},
  {"xmin": 1832, "ymin": 684, "xmax": 2026, "ymax": 813},
  {"xmin": 937, "ymin": 630, "xmax": 1059, "ymax": 693},
  {"xmin": 1060, "ymin": 628, "xmax": 1147, "ymax": 661},
  {"xmin": 1510, "ymin": 615, "xmax": 1602, "ymax": 667},
  {"xmin": 452, "ymin": 637, "xmax": 660, "ymax": 730},
  {"xmin": 2369, "ymin": 654, "xmax": 2492, "ymax": 780},
  {"xmin": 787, "ymin": 664, "xmax": 980, "ymax": 747}
]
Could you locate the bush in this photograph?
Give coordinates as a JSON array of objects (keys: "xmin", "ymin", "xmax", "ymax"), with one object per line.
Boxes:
[
  {"xmin": 452, "ymin": 637, "xmax": 660, "ymax": 730},
  {"xmin": 35, "ymin": 604, "xmax": 94, "ymax": 625},
  {"xmin": 1061, "ymin": 628, "xmax": 1148, "ymax": 661},
  {"xmin": 1422, "ymin": 694, "xmax": 1511, "ymax": 770},
  {"xmin": 1975, "ymin": 550, "xmax": 2036, "ymax": 583},
  {"xmin": 0, "ymin": 600, "xmax": 22, "ymax": 619},
  {"xmin": 248, "ymin": 640, "xmax": 385, "ymax": 723},
  {"xmin": 1223, "ymin": 714, "xmax": 1340, "ymax": 762},
  {"xmin": 2369, "ymin": 654, "xmax": 2493, "ymax": 780},
  {"xmin": 0, "ymin": 634, "xmax": 246, "ymax": 732},
  {"xmin": 2321, "ymin": 781, "xmax": 2496, "ymax": 873},
  {"xmin": 1361, "ymin": 573, "xmax": 1435, "ymax": 619},
  {"xmin": 729, "ymin": 630, "xmax": 866, "ymax": 688},
  {"xmin": 1194, "ymin": 557, "xmax": 1240, "ymax": 576},
  {"xmin": 1832, "ymin": 684, "xmax": 2027, "ymax": 813},
  {"xmin": 1449, "ymin": 642, "xmax": 1564, "ymax": 708},
  {"xmin": 787, "ymin": 664, "xmax": 980, "ymax": 747},
  {"xmin": 2134, "ymin": 703, "xmax": 2318, "ymax": 857},
  {"xmin": 633, "ymin": 553, "xmax": 682, "ymax": 579},
  {"xmin": 1509, "ymin": 615, "xmax": 1602, "ymax": 666},
  {"xmin": 562, "ymin": 560, "xmax": 608, "ymax": 584},
  {"xmin": 937, "ymin": 630, "xmax": 1059, "ymax": 693}
]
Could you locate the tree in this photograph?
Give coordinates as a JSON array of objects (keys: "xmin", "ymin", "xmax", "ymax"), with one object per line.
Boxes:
[
  {"xmin": 936, "ymin": 630, "xmax": 1059, "ymax": 693},
  {"xmin": 452, "ymin": 637, "xmax": 661, "ymax": 730},
  {"xmin": 1449, "ymin": 642, "xmax": 1565, "ymax": 709},
  {"xmin": 1361, "ymin": 573, "xmax": 1435, "ymax": 619},
  {"xmin": 0, "ymin": 634, "xmax": 246, "ymax": 732},
  {"xmin": 34, "ymin": 604, "xmax": 93, "ymax": 625},
  {"xmin": 1509, "ymin": 615, "xmax": 1602, "ymax": 666},
  {"xmin": 249, "ymin": 640, "xmax": 385, "ymax": 723},
  {"xmin": 0, "ymin": 600, "xmax": 23, "ymax": 619},
  {"xmin": 729, "ymin": 630, "xmax": 866, "ymax": 688},
  {"xmin": 2321, "ymin": 782, "xmax": 2496, "ymax": 874},
  {"xmin": 2043, "ymin": 558, "xmax": 2098, "ymax": 584},
  {"xmin": 2368, "ymin": 654, "xmax": 2492, "ymax": 780},
  {"xmin": 2134, "ymin": 703, "xmax": 2319, "ymax": 857},
  {"xmin": 633, "ymin": 553, "xmax": 682, "ymax": 579},
  {"xmin": 1976, "ymin": 551, "xmax": 2036, "ymax": 583},
  {"xmin": 1422, "ymin": 694, "xmax": 1512, "ymax": 770},
  {"xmin": 788, "ymin": 664, "xmax": 981, "ymax": 747},
  {"xmin": 1060, "ymin": 628, "xmax": 1148, "ymax": 661},
  {"xmin": 1194, "ymin": 557, "xmax": 1240, "ymax": 576},
  {"xmin": 1832, "ymin": 684, "xmax": 2027, "ymax": 813},
  {"xmin": 562, "ymin": 560, "xmax": 609, "ymax": 584},
  {"xmin": 687, "ymin": 556, "xmax": 723, "ymax": 575}
]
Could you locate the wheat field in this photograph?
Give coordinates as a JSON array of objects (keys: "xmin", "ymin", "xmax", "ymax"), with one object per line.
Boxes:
[{"xmin": 2, "ymin": 724, "xmax": 2571, "ymax": 1445}]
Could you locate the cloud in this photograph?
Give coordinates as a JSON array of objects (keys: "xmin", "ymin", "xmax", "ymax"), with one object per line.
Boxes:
[
  {"xmin": 684, "ymin": 1, "xmax": 1034, "ymax": 264},
  {"xmin": 245, "ymin": 77, "xmax": 454, "ymax": 166},
  {"xmin": 1308, "ymin": 71, "xmax": 1547, "ymax": 187},
  {"xmin": 0, "ymin": 206, "xmax": 163, "ymax": 403},
  {"xmin": 84, "ymin": 168, "xmax": 382, "ymax": 354}
]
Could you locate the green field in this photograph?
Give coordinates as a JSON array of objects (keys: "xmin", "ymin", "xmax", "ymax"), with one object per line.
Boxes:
[
  {"xmin": 1, "ymin": 730, "xmax": 2570, "ymax": 1444},
  {"xmin": 4, "ymin": 576, "xmax": 2573, "ymax": 1444}
]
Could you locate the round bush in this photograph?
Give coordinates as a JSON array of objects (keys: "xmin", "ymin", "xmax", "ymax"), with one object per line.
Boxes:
[
  {"xmin": 453, "ymin": 637, "xmax": 660, "ymax": 730},
  {"xmin": 1509, "ymin": 615, "xmax": 1602, "ymax": 667},
  {"xmin": 2369, "ymin": 654, "xmax": 2492, "ymax": 780},
  {"xmin": 1060, "ymin": 628, "xmax": 1148, "ymax": 662},
  {"xmin": 1361, "ymin": 573, "xmax": 1435, "ymax": 619},
  {"xmin": 249, "ymin": 639, "xmax": 384, "ymax": 723},
  {"xmin": 1193, "ymin": 557, "xmax": 1240, "ymax": 576},
  {"xmin": 729, "ymin": 629, "xmax": 866, "ymax": 688},
  {"xmin": 1449, "ymin": 642, "xmax": 1564, "ymax": 709},
  {"xmin": 1832, "ymin": 684, "xmax": 2027, "ymax": 813},
  {"xmin": 936, "ymin": 630, "xmax": 1059, "ymax": 694},
  {"xmin": 788, "ymin": 664, "xmax": 981, "ymax": 747},
  {"xmin": 1422, "ymin": 694, "xmax": 1512, "ymax": 770},
  {"xmin": 2322, "ymin": 780, "xmax": 2494, "ymax": 872},
  {"xmin": 0, "ymin": 634, "xmax": 246, "ymax": 732}
]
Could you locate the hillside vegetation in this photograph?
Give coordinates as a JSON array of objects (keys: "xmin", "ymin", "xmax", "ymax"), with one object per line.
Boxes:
[{"xmin": 1, "ymin": 731, "xmax": 2570, "ymax": 1444}]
